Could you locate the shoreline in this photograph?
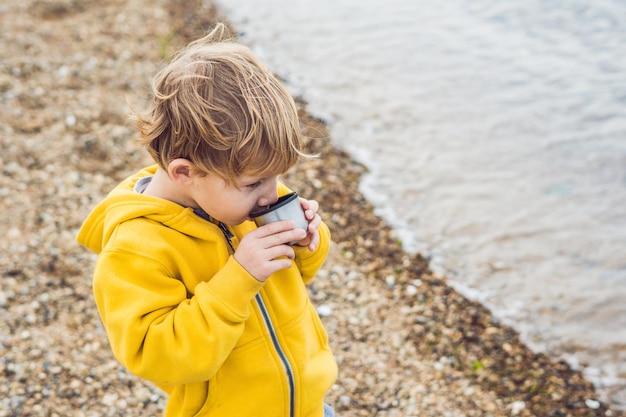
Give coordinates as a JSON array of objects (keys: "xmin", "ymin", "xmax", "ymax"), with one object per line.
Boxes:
[
  {"xmin": 0, "ymin": 0, "xmax": 621, "ymax": 415},
  {"xmin": 289, "ymin": 102, "xmax": 619, "ymax": 417}
]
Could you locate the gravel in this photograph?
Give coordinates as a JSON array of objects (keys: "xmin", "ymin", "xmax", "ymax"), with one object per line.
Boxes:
[{"xmin": 0, "ymin": 0, "xmax": 621, "ymax": 416}]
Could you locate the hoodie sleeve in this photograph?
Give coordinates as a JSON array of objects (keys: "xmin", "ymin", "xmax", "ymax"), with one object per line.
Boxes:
[{"xmin": 93, "ymin": 240, "xmax": 263, "ymax": 386}]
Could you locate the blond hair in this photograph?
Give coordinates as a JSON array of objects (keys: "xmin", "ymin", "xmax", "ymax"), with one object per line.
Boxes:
[{"xmin": 134, "ymin": 23, "xmax": 310, "ymax": 184}]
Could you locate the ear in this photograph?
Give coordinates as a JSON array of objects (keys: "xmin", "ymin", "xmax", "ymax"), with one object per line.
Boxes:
[{"xmin": 167, "ymin": 158, "xmax": 195, "ymax": 185}]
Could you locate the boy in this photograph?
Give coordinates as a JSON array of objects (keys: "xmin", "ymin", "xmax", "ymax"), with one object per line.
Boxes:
[{"xmin": 76, "ymin": 23, "xmax": 337, "ymax": 417}]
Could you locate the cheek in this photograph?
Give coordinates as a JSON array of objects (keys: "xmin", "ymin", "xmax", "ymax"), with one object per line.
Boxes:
[{"xmin": 233, "ymin": 193, "xmax": 257, "ymax": 213}]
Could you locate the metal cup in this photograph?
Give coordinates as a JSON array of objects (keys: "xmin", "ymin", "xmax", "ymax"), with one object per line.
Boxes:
[{"xmin": 251, "ymin": 192, "xmax": 308, "ymax": 243}]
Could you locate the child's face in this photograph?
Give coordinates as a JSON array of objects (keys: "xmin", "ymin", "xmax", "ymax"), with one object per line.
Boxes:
[{"xmin": 189, "ymin": 172, "xmax": 280, "ymax": 226}]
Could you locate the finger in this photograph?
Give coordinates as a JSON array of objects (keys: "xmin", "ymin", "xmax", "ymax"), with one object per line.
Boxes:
[
  {"xmin": 254, "ymin": 220, "xmax": 296, "ymax": 238},
  {"xmin": 265, "ymin": 244, "xmax": 296, "ymax": 261},
  {"xmin": 269, "ymin": 257, "xmax": 295, "ymax": 272},
  {"xmin": 264, "ymin": 228, "xmax": 307, "ymax": 248},
  {"xmin": 307, "ymin": 214, "xmax": 321, "ymax": 234},
  {"xmin": 308, "ymin": 231, "xmax": 320, "ymax": 252},
  {"xmin": 293, "ymin": 236, "xmax": 311, "ymax": 248},
  {"xmin": 300, "ymin": 199, "xmax": 318, "ymax": 218}
]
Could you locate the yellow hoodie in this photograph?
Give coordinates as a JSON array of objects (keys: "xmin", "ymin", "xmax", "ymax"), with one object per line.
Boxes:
[{"xmin": 77, "ymin": 166, "xmax": 337, "ymax": 417}]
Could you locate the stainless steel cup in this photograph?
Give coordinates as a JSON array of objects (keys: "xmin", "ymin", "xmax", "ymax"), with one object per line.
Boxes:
[{"xmin": 251, "ymin": 192, "xmax": 308, "ymax": 243}]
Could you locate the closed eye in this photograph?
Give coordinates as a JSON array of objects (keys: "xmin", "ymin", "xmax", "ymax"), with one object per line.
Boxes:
[{"xmin": 245, "ymin": 180, "xmax": 264, "ymax": 189}]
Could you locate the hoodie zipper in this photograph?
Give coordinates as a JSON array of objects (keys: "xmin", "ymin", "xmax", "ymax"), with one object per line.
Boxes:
[
  {"xmin": 255, "ymin": 293, "xmax": 296, "ymax": 417},
  {"xmin": 218, "ymin": 222, "xmax": 296, "ymax": 417}
]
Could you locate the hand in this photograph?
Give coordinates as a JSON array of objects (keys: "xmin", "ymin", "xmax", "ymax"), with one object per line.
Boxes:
[
  {"xmin": 234, "ymin": 220, "xmax": 307, "ymax": 282},
  {"xmin": 293, "ymin": 197, "xmax": 322, "ymax": 252}
]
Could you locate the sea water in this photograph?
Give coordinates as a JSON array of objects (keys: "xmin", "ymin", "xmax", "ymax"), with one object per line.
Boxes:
[{"xmin": 215, "ymin": 0, "xmax": 626, "ymax": 408}]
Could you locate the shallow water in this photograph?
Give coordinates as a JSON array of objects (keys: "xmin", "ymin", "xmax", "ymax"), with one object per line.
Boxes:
[{"xmin": 216, "ymin": 0, "xmax": 626, "ymax": 408}]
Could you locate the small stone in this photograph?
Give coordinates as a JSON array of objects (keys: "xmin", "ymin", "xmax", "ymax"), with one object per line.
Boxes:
[
  {"xmin": 317, "ymin": 304, "xmax": 332, "ymax": 317},
  {"xmin": 102, "ymin": 393, "xmax": 118, "ymax": 406},
  {"xmin": 510, "ymin": 400, "xmax": 526, "ymax": 415},
  {"xmin": 585, "ymin": 399, "xmax": 601, "ymax": 409},
  {"xmin": 56, "ymin": 66, "xmax": 70, "ymax": 78},
  {"xmin": 7, "ymin": 227, "xmax": 21, "ymax": 239},
  {"xmin": 26, "ymin": 312, "xmax": 37, "ymax": 324},
  {"xmin": 4, "ymin": 161, "xmax": 20, "ymax": 174},
  {"xmin": 65, "ymin": 114, "xmax": 77, "ymax": 127},
  {"xmin": 385, "ymin": 275, "xmax": 395, "ymax": 288}
]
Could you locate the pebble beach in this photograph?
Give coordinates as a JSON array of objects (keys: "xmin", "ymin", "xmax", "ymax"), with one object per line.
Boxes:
[{"xmin": 0, "ymin": 1, "xmax": 622, "ymax": 416}]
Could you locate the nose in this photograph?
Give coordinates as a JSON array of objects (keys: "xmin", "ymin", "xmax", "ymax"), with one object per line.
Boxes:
[{"xmin": 257, "ymin": 182, "xmax": 279, "ymax": 208}]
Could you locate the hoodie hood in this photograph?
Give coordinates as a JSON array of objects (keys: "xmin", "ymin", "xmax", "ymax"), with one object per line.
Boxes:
[{"xmin": 77, "ymin": 166, "xmax": 217, "ymax": 254}]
